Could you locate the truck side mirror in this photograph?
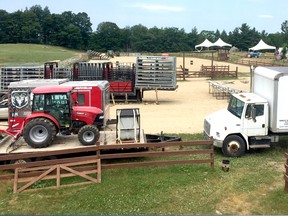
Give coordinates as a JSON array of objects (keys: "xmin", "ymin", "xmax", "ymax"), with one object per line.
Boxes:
[{"xmin": 251, "ymin": 106, "xmax": 257, "ymax": 122}]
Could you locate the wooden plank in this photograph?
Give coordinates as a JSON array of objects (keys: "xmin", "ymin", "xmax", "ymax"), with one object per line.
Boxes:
[
  {"xmin": 16, "ymin": 166, "xmax": 57, "ymax": 193},
  {"xmin": 100, "ymin": 149, "xmax": 213, "ymax": 160},
  {"xmin": 60, "ymin": 165, "xmax": 97, "ymax": 183},
  {"xmin": 17, "ymin": 169, "xmax": 98, "ymax": 183},
  {"xmin": 102, "ymin": 159, "xmax": 213, "ymax": 170}
]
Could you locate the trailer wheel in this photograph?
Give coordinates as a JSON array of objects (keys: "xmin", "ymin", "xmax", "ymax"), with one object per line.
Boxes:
[
  {"xmin": 78, "ymin": 125, "xmax": 100, "ymax": 146},
  {"xmin": 23, "ymin": 118, "xmax": 57, "ymax": 148},
  {"xmin": 222, "ymin": 135, "xmax": 246, "ymax": 157}
]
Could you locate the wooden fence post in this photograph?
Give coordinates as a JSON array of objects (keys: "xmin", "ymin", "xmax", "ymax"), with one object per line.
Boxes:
[{"xmin": 285, "ymin": 152, "xmax": 288, "ymax": 192}]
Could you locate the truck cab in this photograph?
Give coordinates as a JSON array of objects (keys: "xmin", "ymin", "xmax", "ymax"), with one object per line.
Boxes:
[{"xmin": 204, "ymin": 92, "xmax": 269, "ymax": 157}]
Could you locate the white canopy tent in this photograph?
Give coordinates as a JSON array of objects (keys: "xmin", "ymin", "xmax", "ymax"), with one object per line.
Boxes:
[
  {"xmin": 212, "ymin": 38, "xmax": 232, "ymax": 48},
  {"xmin": 249, "ymin": 39, "xmax": 276, "ymax": 51},
  {"xmin": 195, "ymin": 39, "xmax": 213, "ymax": 50}
]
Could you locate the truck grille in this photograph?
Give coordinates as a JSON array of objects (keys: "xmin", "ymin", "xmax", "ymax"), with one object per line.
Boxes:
[{"xmin": 204, "ymin": 119, "xmax": 211, "ymax": 135}]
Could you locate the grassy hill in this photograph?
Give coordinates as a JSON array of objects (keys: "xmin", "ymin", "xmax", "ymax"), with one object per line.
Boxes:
[{"xmin": 0, "ymin": 43, "xmax": 84, "ymax": 66}]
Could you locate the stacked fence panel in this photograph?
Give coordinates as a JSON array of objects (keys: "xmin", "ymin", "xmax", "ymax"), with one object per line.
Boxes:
[
  {"xmin": 0, "ymin": 66, "xmax": 44, "ymax": 94},
  {"xmin": 135, "ymin": 56, "xmax": 177, "ymax": 90},
  {"xmin": 73, "ymin": 62, "xmax": 106, "ymax": 81},
  {"xmin": 51, "ymin": 68, "xmax": 72, "ymax": 79}
]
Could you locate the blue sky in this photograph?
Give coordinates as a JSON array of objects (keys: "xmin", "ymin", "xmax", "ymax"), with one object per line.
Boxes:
[{"xmin": 0, "ymin": 0, "xmax": 286, "ymax": 33}]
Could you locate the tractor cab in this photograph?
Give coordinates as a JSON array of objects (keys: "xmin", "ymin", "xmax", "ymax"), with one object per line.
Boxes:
[
  {"xmin": 30, "ymin": 86, "xmax": 74, "ymax": 135},
  {"xmin": 32, "ymin": 89, "xmax": 72, "ymax": 130}
]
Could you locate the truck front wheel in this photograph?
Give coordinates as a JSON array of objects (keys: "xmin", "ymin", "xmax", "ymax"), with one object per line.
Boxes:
[
  {"xmin": 222, "ymin": 135, "xmax": 246, "ymax": 157},
  {"xmin": 23, "ymin": 118, "xmax": 57, "ymax": 148},
  {"xmin": 78, "ymin": 125, "xmax": 100, "ymax": 146}
]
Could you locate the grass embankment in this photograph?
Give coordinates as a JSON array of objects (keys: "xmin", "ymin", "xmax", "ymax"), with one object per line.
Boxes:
[
  {"xmin": 0, "ymin": 133, "xmax": 288, "ymax": 215},
  {"xmin": 0, "ymin": 44, "xmax": 82, "ymax": 66}
]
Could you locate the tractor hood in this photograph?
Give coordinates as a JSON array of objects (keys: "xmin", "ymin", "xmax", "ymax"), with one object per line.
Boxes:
[
  {"xmin": 73, "ymin": 106, "xmax": 103, "ymax": 115},
  {"xmin": 72, "ymin": 106, "xmax": 104, "ymax": 125}
]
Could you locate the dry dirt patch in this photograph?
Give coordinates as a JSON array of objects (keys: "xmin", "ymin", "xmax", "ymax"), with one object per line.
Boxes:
[{"xmin": 107, "ymin": 56, "xmax": 250, "ymax": 134}]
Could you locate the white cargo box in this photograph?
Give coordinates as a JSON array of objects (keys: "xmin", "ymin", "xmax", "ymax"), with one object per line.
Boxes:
[{"xmin": 253, "ymin": 66, "xmax": 288, "ymax": 132}]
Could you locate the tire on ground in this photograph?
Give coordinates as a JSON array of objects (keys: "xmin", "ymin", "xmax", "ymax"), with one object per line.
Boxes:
[
  {"xmin": 222, "ymin": 135, "xmax": 246, "ymax": 157},
  {"xmin": 23, "ymin": 118, "xmax": 57, "ymax": 148},
  {"xmin": 78, "ymin": 125, "xmax": 100, "ymax": 146}
]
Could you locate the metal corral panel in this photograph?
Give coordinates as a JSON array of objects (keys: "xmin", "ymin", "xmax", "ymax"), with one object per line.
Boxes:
[
  {"xmin": 74, "ymin": 62, "xmax": 108, "ymax": 80},
  {"xmin": 135, "ymin": 56, "xmax": 177, "ymax": 90},
  {"xmin": 0, "ymin": 66, "xmax": 44, "ymax": 93}
]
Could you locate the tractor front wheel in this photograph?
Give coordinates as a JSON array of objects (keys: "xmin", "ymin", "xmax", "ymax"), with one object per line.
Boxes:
[
  {"xmin": 23, "ymin": 118, "xmax": 57, "ymax": 148},
  {"xmin": 78, "ymin": 125, "xmax": 100, "ymax": 146}
]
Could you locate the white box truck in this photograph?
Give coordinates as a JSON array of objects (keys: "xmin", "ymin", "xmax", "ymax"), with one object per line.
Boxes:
[{"xmin": 204, "ymin": 66, "xmax": 288, "ymax": 157}]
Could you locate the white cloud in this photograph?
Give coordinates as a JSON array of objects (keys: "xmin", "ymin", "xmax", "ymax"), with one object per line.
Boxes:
[
  {"xmin": 258, "ymin": 14, "xmax": 273, "ymax": 18},
  {"xmin": 128, "ymin": 3, "xmax": 185, "ymax": 12}
]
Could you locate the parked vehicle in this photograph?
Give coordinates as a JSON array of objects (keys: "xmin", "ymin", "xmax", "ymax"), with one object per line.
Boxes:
[
  {"xmin": 1, "ymin": 85, "xmax": 103, "ymax": 148},
  {"xmin": 247, "ymin": 51, "xmax": 260, "ymax": 58},
  {"xmin": 7, "ymin": 79, "xmax": 110, "ymax": 132},
  {"xmin": 0, "ymin": 99, "xmax": 8, "ymax": 120},
  {"xmin": 204, "ymin": 66, "xmax": 288, "ymax": 157}
]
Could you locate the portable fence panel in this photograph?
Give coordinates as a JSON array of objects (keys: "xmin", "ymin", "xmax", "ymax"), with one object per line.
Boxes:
[
  {"xmin": 75, "ymin": 62, "xmax": 105, "ymax": 81},
  {"xmin": 135, "ymin": 56, "xmax": 177, "ymax": 90},
  {"xmin": 52, "ymin": 68, "xmax": 72, "ymax": 79},
  {"xmin": 208, "ymin": 80, "xmax": 247, "ymax": 100},
  {"xmin": 0, "ymin": 67, "xmax": 44, "ymax": 94},
  {"xmin": 109, "ymin": 63, "xmax": 135, "ymax": 93}
]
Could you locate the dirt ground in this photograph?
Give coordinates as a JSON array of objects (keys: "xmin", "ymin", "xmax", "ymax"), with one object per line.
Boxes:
[{"xmin": 104, "ymin": 56, "xmax": 251, "ymax": 134}]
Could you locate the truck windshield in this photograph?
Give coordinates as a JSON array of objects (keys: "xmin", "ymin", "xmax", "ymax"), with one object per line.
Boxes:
[{"xmin": 227, "ymin": 95, "xmax": 245, "ymax": 118}]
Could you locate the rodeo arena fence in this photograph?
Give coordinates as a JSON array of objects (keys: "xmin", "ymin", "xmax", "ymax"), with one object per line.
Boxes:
[{"xmin": 0, "ymin": 140, "xmax": 214, "ymax": 193}]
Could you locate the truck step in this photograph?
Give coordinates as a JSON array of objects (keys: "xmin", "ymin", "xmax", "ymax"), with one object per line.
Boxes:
[{"xmin": 249, "ymin": 144, "xmax": 270, "ymax": 149}]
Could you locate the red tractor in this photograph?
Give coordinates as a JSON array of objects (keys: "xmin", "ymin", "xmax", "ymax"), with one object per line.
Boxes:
[{"xmin": 2, "ymin": 85, "xmax": 103, "ymax": 148}]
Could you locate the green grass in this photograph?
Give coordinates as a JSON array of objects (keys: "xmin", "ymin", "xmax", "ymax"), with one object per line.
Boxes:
[
  {"xmin": 0, "ymin": 133, "xmax": 288, "ymax": 215},
  {"xmin": 0, "ymin": 44, "xmax": 83, "ymax": 66}
]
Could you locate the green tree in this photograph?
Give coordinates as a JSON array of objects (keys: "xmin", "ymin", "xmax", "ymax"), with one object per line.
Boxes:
[
  {"xmin": 29, "ymin": 5, "xmax": 51, "ymax": 44},
  {"xmin": 94, "ymin": 22, "xmax": 122, "ymax": 52},
  {"xmin": 229, "ymin": 23, "xmax": 260, "ymax": 50},
  {"xmin": 0, "ymin": 10, "xmax": 9, "ymax": 43},
  {"xmin": 187, "ymin": 27, "xmax": 199, "ymax": 50},
  {"xmin": 21, "ymin": 10, "xmax": 41, "ymax": 43},
  {"xmin": 130, "ymin": 24, "xmax": 150, "ymax": 52}
]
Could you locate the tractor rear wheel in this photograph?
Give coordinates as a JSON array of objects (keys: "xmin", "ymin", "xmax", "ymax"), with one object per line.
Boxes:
[
  {"xmin": 78, "ymin": 125, "xmax": 100, "ymax": 146},
  {"xmin": 23, "ymin": 118, "xmax": 57, "ymax": 148}
]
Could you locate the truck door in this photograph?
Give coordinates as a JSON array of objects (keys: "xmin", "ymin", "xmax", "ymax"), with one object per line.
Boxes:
[{"xmin": 243, "ymin": 103, "xmax": 268, "ymax": 136}]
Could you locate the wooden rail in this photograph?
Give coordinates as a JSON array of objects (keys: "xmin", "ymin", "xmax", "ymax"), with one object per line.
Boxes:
[
  {"xmin": 0, "ymin": 140, "xmax": 214, "ymax": 193},
  {"xmin": 285, "ymin": 152, "xmax": 288, "ymax": 192},
  {"xmin": 201, "ymin": 65, "xmax": 238, "ymax": 79},
  {"xmin": 176, "ymin": 65, "xmax": 238, "ymax": 80},
  {"xmin": 235, "ymin": 59, "xmax": 282, "ymax": 67}
]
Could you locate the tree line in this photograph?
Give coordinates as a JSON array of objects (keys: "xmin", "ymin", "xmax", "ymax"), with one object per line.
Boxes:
[{"xmin": 1, "ymin": 5, "xmax": 288, "ymax": 53}]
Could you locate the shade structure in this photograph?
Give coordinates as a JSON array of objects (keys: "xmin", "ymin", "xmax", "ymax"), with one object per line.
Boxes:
[
  {"xmin": 212, "ymin": 38, "xmax": 232, "ymax": 48},
  {"xmin": 195, "ymin": 39, "xmax": 213, "ymax": 50},
  {"xmin": 249, "ymin": 39, "xmax": 276, "ymax": 51}
]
